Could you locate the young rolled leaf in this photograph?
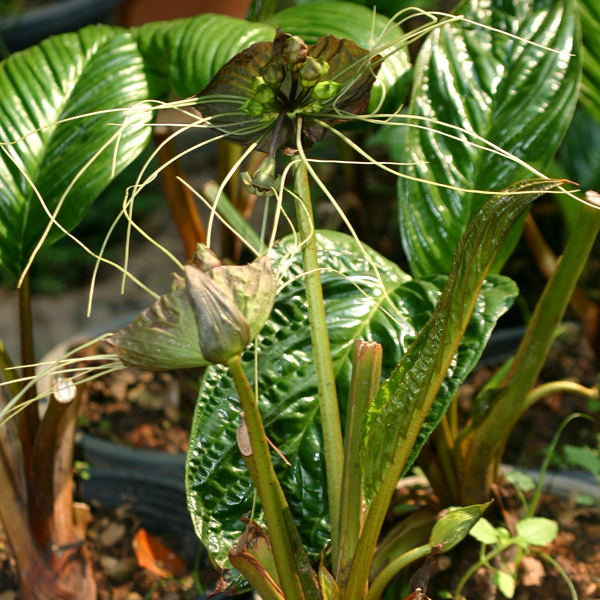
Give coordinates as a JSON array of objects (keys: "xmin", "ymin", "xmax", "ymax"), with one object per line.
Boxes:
[
  {"xmin": 0, "ymin": 25, "xmax": 155, "ymax": 279},
  {"xmin": 396, "ymin": 0, "xmax": 580, "ymax": 277},
  {"xmin": 186, "ymin": 231, "xmax": 517, "ymax": 567},
  {"xmin": 429, "ymin": 501, "xmax": 492, "ymax": 552},
  {"xmin": 361, "ymin": 179, "xmax": 565, "ymax": 506}
]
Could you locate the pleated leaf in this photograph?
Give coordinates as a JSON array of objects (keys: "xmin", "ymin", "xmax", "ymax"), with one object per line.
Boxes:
[
  {"xmin": 0, "ymin": 25, "xmax": 154, "ymax": 279},
  {"xmin": 135, "ymin": 1, "xmax": 410, "ymax": 112},
  {"xmin": 362, "ymin": 179, "xmax": 563, "ymax": 506},
  {"xmin": 186, "ymin": 230, "xmax": 517, "ymax": 567},
  {"xmin": 579, "ymin": 0, "xmax": 600, "ymax": 123},
  {"xmin": 396, "ymin": 0, "xmax": 580, "ymax": 277}
]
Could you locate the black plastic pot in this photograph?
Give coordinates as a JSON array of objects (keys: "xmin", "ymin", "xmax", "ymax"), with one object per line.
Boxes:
[{"xmin": 0, "ymin": 0, "xmax": 124, "ymax": 53}]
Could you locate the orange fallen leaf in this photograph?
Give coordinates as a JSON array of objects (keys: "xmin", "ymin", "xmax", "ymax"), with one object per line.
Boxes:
[{"xmin": 132, "ymin": 528, "xmax": 187, "ymax": 578}]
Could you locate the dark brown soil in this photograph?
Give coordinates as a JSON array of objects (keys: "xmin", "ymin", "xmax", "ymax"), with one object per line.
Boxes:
[
  {"xmin": 0, "ymin": 503, "xmax": 218, "ymax": 599},
  {"xmin": 429, "ymin": 491, "xmax": 600, "ymax": 600},
  {"xmin": 77, "ymin": 341, "xmax": 200, "ymax": 454}
]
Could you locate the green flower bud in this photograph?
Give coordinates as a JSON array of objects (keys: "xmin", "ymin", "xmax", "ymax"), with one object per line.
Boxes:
[
  {"xmin": 109, "ymin": 248, "xmax": 277, "ymax": 368},
  {"xmin": 299, "ymin": 57, "xmax": 328, "ymax": 85},
  {"xmin": 261, "ymin": 63, "xmax": 286, "ymax": 88},
  {"xmin": 185, "ymin": 265, "xmax": 250, "ymax": 364},
  {"xmin": 430, "ymin": 501, "xmax": 492, "ymax": 552},
  {"xmin": 281, "ymin": 35, "xmax": 309, "ymax": 66},
  {"xmin": 254, "ymin": 84, "xmax": 276, "ymax": 105},
  {"xmin": 252, "ymin": 76, "xmax": 266, "ymax": 90},
  {"xmin": 240, "ymin": 99, "xmax": 266, "ymax": 117},
  {"xmin": 312, "ymin": 80, "xmax": 341, "ymax": 100},
  {"xmin": 241, "ymin": 155, "xmax": 282, "ymax": 197}
]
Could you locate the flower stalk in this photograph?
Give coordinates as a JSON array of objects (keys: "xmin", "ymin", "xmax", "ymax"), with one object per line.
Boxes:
[{"xmin": 293, "ymin": 140, "xmax": 344, "ymax": 569}]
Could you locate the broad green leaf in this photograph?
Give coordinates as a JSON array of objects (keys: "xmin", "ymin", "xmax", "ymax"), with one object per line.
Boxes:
[
  {"xmin": 563, "ymin": 444, "xmax": 600, "ymax": 475},
  {"xmin": 429, "ymin": 501, "xmax": 492, "ymax": 551},
  {"xmin": 559, "ymin": 108, "xmax": 600, "ymax": 193},
  {"xmin": 361, "ymin": 179, "xmax": 563, "ymax": 506},
  {"xmin": 186, "ymin": 230, "xmax": 517, "ymax": 567},
  {"xmin": 135, "ymin": 2, "xmax": 411, "ymax": 113},
  {"xmin": 469, "ymin": 517, "xmax": 500, "ymax": 545},
  {"xmin": 134, "ymin": 15, "xmax": 274, "ymax": 99},
  {"xmin": 515, "ymin": 517, "xmax": 558, "ymax": 546},
  {"xmin": 0, "ymin": 25, "xmax": 154, "ymax": 279},
  {"xmin": 492, "ymin": 570, "xmax": 516, "ymax": 599},
  {"xmin": 396, "ymin": 0, "xmax": 580, "ymax": 277},
  {"xmin": 579, "ymin": 0, "xmax": 600, "ymax": 123}
]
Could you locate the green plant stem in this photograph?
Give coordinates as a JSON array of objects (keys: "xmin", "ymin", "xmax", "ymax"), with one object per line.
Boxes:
[
  {"xmin": 454, "ymin": 544, "xmax": 508, "ymax": 600},
  {"xmin": 366, "ymin": 544, "xmax": 432, "ymax": 600},
  {"xmin": 292, "ymin": 156, "xmax": 344, "ymax": 567},
  {"xmin": 459, "ymin": 204, "xmax": 600, "ymax": 504},
  {"xmin": 337, "ymin": 341, "xmax": 382, "ymax": 587},
  {"xmin": 227, "ymin": 354, "xmax": 306, "ymax": 600},
  {"xmin": 18, "ymin": 273, "xmax": 39, "ymax": 475},
  {"xmin": 535, "ymin": 551, "xmax": 578, "ymax": 600},
  {"xmin": 524, "ymin": 380, "xmax": 599, "ymax": 411}
]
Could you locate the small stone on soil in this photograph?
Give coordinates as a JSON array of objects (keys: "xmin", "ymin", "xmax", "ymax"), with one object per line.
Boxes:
[{"xmin": 99, "ymin": 522, "xmax": 127, "ymax": 548}]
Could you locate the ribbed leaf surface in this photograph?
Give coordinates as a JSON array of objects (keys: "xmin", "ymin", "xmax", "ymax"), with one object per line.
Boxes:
[
  {"xmin": 579, "ymin": 0, "xmax": 600, "ymax": 122},
  {"xmin": 396, "ymin": 0, "xmax": 580, "ymax": 277},
  {"xmin": 0, "ymin": 26, "xmax": 153, "ymax": 278},
  {"xmin": 136, "ymin": 1, "xmax": 410, "ymax": 111},
  {"xmin": 186, "ymin": 231, "xmax": 516, "ymax": 566}
]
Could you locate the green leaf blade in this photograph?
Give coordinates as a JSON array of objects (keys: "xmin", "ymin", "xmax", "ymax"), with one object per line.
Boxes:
[
  {"xmin": 397, "ymin": 0, "xmax": 581, "ymax": 277},
  {"xmin": 361, "ymin": 179, "xmax": 563, "ymax": 506},
  {"xmin": 0, "ymin": 26, "xmax": 154, "ymax": 278},
  {"xmin": 186, "ymin": 231, "xmax": 517, "ymax": 567}
]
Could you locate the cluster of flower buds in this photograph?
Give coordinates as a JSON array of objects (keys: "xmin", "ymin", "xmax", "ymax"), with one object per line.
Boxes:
[{"xmin": 240, "ymin": 32, "xmax": 341, "ymax": 119}]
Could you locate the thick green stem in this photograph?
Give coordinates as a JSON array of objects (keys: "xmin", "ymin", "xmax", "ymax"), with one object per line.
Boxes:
[
  {"xmin": 227, "ymin": 354, "xmax": 306, "ymax": 600},
  {"xmin": 293, "ymin": 156, "xmax": 344, "ymax": 567},
  {"xmin": 18, "ymin": 273, "xmax": 39, "ymax": 475},
  {"xmin": 459, "ymin": 204, "xmax": 600, "ymax": 504},
  {"xmin": 337, "ymin": 340, "xmax": 382, "ymax": 589},
  {"xmin": 366, "ymin": 544, "xmax": 432, "ymax": 600}
]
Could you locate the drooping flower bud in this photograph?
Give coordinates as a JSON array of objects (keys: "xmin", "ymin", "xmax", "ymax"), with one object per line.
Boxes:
[
  {"xmin": 281, "ymin": 35, "xmax": 309, "ymax": 67},
  {"xmin": 108, "ymin": 248, "xmax": 277, "ymax": 368},
  {"xmin": 241, "ymin": 155, "xmax": 282, "ymax": 197},
  {"xmin": 261, "ymin": 63, "xmax": 286, "ymax": 88}
]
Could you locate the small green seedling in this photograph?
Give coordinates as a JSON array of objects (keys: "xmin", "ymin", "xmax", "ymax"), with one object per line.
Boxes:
[{"xmin": 563, "ymin": 435, "xmax": 600, "ymax": 510}]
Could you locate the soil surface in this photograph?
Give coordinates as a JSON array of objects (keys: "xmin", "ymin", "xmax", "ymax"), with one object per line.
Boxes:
[{"xmin": 0, "ymin": 503, "xmax": 216, "ymax": 599}]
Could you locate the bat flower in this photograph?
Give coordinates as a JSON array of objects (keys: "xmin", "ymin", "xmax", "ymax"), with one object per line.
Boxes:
[
  {"xmin": 194, "ymin": 29, "xmax": 381, "ymax": 193},
  {"xmin": 108, "ymin": 245, "xmax": 277, "ymax": 368}
]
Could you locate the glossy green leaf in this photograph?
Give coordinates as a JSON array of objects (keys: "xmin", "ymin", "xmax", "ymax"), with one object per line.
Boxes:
[
  {"xmin": 266, "ymin": 1, "xmax": 412, "ymax": 113},
  {"xmin": 579, "ymin": 0, "xmax": 600, "ymax": 123},
  {"xmin": 361, "ymin": 179, "xmax": 563, "ymax": 506},
  {"xmin": 396, "ymin": 0, "xmax": 580, "ymax": 277},
  {"xmin": 563, "ymin": 444, "xmax": 600, "ymax": 475},
  {"xmin": 135, "ymin": 1, "xmax": 411, "ymax": 113},
  {"xmin": 0, "ymin": 26, "xmax": 154, "ymax": 279},
  {"xmin": 134, "ymin": 15, "xmax": 274, "ymax": 99},
  {"xmin": 186, "ymin": 230, "xmax": 516, "ymax": 567}
]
